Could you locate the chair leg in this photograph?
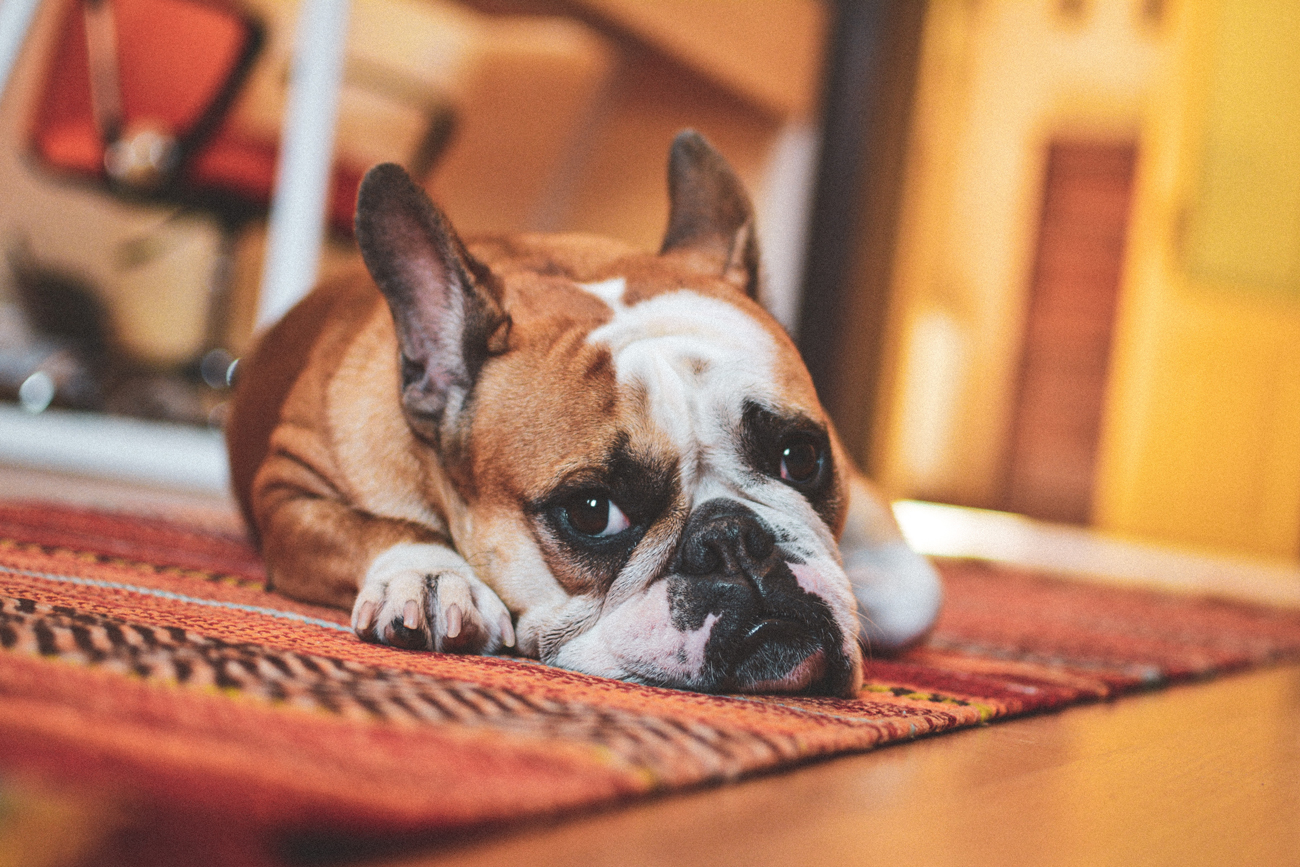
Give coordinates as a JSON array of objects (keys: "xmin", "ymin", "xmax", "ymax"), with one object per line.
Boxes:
[
  {"xmin": 0, "ymin": 0, "xmax": 43, "ymax": 103},
  {"xmin": 256, "ymin": 0, "xmax": 351, "ymax": 331}
]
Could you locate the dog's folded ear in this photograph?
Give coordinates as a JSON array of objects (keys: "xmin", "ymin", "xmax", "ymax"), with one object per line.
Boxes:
[
  {"xmin": 660, "ymin": 129, "xmax": 760, "ymax": 299},
  {"xmin": 355, "ymin": 163, "xmax": 510, "ymax": 445}
]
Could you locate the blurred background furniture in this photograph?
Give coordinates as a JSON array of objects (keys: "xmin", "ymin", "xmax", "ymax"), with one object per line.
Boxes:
[
  {"xmin": 0, "ymin": 0, "xmax": 616, "ymax": 426},
  {"xmin": 4, "ymin": 0, "xmax": 1300, "ymax": 567}
]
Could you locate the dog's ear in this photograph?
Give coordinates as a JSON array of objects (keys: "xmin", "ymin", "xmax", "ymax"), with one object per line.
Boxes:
[
  {"xmin": 355, "ymin": 163, "xmax": 509, "ymax": 444},
  {"xmin": 660, "ymin": 129, "xmax": 760, "ymax": 299}
]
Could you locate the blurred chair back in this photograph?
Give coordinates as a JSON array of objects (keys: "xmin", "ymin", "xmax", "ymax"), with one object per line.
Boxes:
[{"xmin": 30, "ymin": 0, "xmax": 362, "ymax": 231}]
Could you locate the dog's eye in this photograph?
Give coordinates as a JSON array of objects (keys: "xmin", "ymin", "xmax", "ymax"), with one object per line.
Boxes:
[
  {"xmin": 562, "ymin": 493, "xmax": 632, "ymax": 538},
  {"xmin": 779, "ymin": 437, "xmax": 824, "ymax": 485}
]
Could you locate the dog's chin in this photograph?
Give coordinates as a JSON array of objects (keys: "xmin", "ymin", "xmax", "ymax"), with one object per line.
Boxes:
[
  {"xmin": 724, "ymin": 621, "xmax": 857, "ymax": 696},
  {"xmin": 540, "ymin": 569, "xmax": 863, "ymax": 696},
  {"xmin": 736, "ymin": 647, "xmax": 827, "ymax": 694}
]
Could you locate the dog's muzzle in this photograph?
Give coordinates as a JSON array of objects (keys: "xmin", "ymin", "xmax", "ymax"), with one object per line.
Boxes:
[{"xmin": 668, "ymin": 499, "xmax": 854, "ymax": 695}]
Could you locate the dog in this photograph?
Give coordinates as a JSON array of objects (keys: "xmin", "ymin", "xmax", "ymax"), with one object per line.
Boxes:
[{"xmin": 226, "ymin": 130, "xmax": 942, "ymax": 696}]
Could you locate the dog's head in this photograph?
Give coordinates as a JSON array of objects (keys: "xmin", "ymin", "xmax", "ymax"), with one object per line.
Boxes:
[{"xmin": 354, "ymin": 131, "xmax": 931, "ymax": 696}]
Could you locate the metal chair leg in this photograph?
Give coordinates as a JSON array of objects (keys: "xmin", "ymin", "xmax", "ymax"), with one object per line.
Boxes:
[
  {"xmin": 256, "ymin": 0, "xmax": 351, "ymax": 330},
  {"xmin": 0, "ymin": 0, "xmax": 44, "ymax": 103}
]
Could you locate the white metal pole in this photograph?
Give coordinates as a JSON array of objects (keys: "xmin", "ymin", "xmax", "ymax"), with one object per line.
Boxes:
[
  {"xmin": 0, "ymin": 0, "xmax": 43, "ymax": 103},
  {"xmin": 255, "ymin": 0, "xmax": 350, "ymax": 330}
]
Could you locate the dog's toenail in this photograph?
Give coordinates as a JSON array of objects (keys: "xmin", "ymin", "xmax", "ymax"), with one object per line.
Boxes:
[
  {"xmin": 356, "ymin": 601, "xmax": 378, "ymax": 635},
  {"xmin": 445, "ymin": 604, "xmax": 462, "ymax": 638},
  {"xmin": 403, "ymin": 599, "xmax": 420, "ymax": 629}
]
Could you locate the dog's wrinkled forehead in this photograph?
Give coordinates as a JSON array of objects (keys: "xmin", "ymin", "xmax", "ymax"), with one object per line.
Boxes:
[{"xmin": 578, "ymin": 276, "xmax": 784, "ymax": 475}]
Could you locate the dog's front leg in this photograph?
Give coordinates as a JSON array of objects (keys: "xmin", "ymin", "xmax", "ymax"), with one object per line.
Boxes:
[
  {"xmin": 255, "ymin": 477, "xmax": 514, "ymax": 654},
  {"xmin": 839, "ymin": 474, "xmax": 943, "ymax": 653},
  {"xmin": 352, "ymin": 542, "xmax": 515, "ymax": 653}
]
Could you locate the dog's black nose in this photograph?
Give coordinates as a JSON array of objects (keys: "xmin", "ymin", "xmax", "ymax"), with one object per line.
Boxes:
[
  {"xmin": 675, "ymin": 499, "xmax": 778, "ymax": 586},
  {"xmin": 668, "ymin": 499, "xmax": 854, "ymax": 696}
]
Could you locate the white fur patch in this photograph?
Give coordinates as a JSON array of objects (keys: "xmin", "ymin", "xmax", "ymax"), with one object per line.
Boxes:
[
  {"xmin": 550, "ymin": 580, "xmax": 720, "ymax": 684},
  {"xmin": 586, "ymin": 289, "xmax": 775, "ymax": 368},
  {"xmin": 578, "ymin": 277, "xmax": 628, "ymax": 307},
  {"xmin": 586, "ymin": 288, "xmax": 780, "ymax": 484}
]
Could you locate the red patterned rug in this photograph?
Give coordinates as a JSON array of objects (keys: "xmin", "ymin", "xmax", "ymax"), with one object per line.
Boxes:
[{"xmin": 3, "ymin": 501, "xmax": 1300, "ymax": 866}]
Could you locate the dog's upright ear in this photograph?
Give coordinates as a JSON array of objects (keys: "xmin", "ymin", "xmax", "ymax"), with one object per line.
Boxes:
[
  {"xmin": 660, "ymin": 129, "xmax": 760, "ymax": 299},
  {"xmin": 355, "ymin": 163, "xmax": 510, "ymax": 445}
]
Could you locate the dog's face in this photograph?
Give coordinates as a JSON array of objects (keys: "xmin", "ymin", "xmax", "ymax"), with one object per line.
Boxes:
[
  {"xmin": 466, "ymin": 259, "xmax": 862, "ymax": 695},
  {"xmin": 355, "ymin": 133, "xmax": 873, "ymax": 695}
]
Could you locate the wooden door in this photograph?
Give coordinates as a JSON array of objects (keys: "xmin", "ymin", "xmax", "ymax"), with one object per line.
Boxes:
[{"xmin": 1001, "ymin": 141, "xmax": 1137, "ymax": 524}]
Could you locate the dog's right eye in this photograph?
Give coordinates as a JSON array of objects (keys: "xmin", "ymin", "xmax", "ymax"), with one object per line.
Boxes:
[{"xmin": 560, "ymin": 493, "xmax": 632, "ymax": 538}]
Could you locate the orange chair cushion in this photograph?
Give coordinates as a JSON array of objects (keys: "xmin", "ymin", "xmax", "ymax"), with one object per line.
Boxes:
[{"xmin": 32, "ymin": 0, "xmax": 361, "ymax": 232}]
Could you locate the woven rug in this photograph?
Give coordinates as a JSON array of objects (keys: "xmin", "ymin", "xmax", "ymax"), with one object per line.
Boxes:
[{"xmin": 3, "ymin": 501, "xmax": 1300, "ymax": 866}]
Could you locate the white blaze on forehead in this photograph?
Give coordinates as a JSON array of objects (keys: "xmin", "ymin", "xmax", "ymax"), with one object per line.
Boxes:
[{"xmin": 580, "ymin": 281, "xmax": 781, "ymax": 467}]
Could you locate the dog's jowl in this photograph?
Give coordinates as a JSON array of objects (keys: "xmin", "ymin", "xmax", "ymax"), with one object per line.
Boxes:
[{"xmin": 227, "ymin": 130, "xmax": 943, "ymax": 696}]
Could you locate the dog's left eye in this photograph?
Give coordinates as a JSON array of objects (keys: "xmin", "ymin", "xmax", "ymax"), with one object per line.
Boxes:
[
  {"xmin": 779, "ymin": 436, "xmax": 824, "ymax": 485},
  {"xmin": 561, "ymin": 493, "xmax": 632, "ymax": 538}
]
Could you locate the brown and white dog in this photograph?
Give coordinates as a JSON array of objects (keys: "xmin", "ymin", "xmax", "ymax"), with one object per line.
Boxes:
[{"xmin": 227, "ymin": 131, "xmax": 941, "ymax": 697}]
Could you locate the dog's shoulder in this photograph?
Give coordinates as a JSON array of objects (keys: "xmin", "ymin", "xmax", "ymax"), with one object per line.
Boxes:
[{"xmin": 228, "ymin": 268, "xmax": 389, "ymax": 524}]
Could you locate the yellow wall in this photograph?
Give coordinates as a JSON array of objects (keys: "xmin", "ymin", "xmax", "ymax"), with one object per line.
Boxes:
[
  {"xmin": 1094, "ymin": 0, "xmax": 1300, "ymax": 558},
  {"xmin": 874, "ymin": 0, "xmax": 1300, "ymax": 560},
  {"xmin": 873, "ymin": 0, "xmax": 1162, "ymax": 504}
]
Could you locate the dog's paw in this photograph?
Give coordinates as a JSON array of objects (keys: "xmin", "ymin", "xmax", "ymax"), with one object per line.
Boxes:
[
  {"xmin": 351, "ymin": 543, "xmax": 516, "ymax": 654},
  {"xmin": 844, "ymin": 540, "xmax": 943, "ymax": 653}
]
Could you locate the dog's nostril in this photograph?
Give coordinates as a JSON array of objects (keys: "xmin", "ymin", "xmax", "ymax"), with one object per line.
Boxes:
[
  {"xmin": 742, "ymin": 524, "xmax": 774, "ymax": 561},
  {"xmin": 675, "ymin": 501, "xmax": 781, "ymax": 580},
  {"xmin": 680, "ymin": 538, "xmax": 723, "ymax": 576},
  {"xmin": 679, "ymin": 523, "xmax": 777, "ymax": 578}
]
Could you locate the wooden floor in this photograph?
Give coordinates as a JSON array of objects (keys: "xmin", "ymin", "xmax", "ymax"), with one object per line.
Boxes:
[
  {"xmin": 389, "ymin": 665, "xmax": 1300, "ymax": 867},
  {"xmin": 4, "ymin": 463, "xmax": 1299, "ymax": 867}
]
